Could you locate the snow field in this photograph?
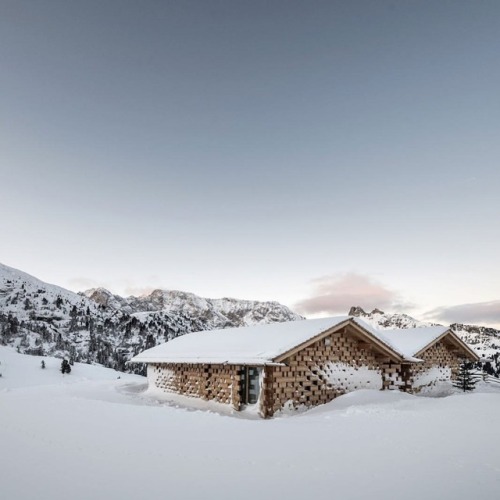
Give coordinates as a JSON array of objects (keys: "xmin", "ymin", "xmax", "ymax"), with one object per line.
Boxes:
[{"xmin": 1, "ymin": 347, "xmax": 500, "ymax": 500}]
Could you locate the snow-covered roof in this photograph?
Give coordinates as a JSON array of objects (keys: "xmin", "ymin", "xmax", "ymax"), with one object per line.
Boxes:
[
  {"xmin": 346, "ymin": 318, "xmax": 422, "ymax": 362},
  {"xmin": 381, "ymin": 326, "xmax": 450, "ymax": 357},
  {"xmin": 131, "ymin": 316, "xmax": 352, "ymax": 365},
  {"xmin": 130, "ymin": 316, "xmax": 461, "ymax": 366}
]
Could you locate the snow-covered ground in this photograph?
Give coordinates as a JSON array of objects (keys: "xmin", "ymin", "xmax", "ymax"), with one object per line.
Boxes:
[{"xmin": 1, "ymin": 347, "xmax": 500, "ymax": 500}]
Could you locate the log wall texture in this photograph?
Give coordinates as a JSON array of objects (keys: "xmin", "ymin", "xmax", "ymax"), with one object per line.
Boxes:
[
  {"xmin": 148, "ymin": 363, "xmax": 242, "ymax": 409},
  {"xmin": 262, "ymin": 326, "xmax": 390, "ymax": 417},
  {"xmin": 407, "ymin": 340, "xmax": 463, "ymax": 392}
]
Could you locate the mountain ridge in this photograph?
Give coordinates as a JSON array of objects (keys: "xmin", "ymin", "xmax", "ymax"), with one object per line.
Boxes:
[
  {"xmin": 83, "ymin": 286, "xmax": 296, "ymax": 326},
  {"xmin": 0, "ymin": 262, "xmax": 302, "ymax": 372},
  {"xmin": 1, "ymin": 263, "xmax": 499, "ymax": 376}
]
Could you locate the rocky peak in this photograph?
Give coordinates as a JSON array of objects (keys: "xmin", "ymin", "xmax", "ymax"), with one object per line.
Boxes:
[
  {"xmin": 348, "ymin": 306, "xmax": 368, "ymax": 317},
  {"xmin": 84, "ymin": 287, "xmax": 113, "ymax": 305},
  {"xmin": 348, "ymin": 306, "xmax": 386, "ymax": 317},
  {"xmin": 83, "ymin": 288, "xmax": 131, "ymax": 313}
]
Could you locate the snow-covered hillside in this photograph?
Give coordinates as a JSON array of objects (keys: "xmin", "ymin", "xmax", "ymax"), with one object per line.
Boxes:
[
  {"xmin": 0, "ymin": 263, "xmax": 301, "ymax": 372},
  {"xmin": 1, "ymin": 346, "xmax": 500, "ymax": 500}
]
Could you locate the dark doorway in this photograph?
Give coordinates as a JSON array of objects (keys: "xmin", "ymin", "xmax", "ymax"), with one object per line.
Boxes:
[{"xmin": 240, "ymin": 366, "xmax": 261, "ymax": 405}]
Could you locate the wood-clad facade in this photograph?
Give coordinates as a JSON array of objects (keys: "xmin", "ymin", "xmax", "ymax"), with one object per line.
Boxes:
[
  {"xmin": 149, "ymin": 363, "xmax": 242, "ymax": 407},
  {"xmin": 259, "ymin": 322, "xmax": 403, "ymax": 417},
  {"xmin": 139, "ymin": 319, "xmax": 479, "ymax": 418},
  {"xmin": 405, "ymin": 334, "xmax": 470, "ymax": 393}
]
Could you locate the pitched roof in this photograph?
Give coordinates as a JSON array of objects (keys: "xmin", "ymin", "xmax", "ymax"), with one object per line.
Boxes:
[
  {"xmin": 130, "ymin": 316, "xmax": 476, "ymax": 366},
  {"xmin": 348, "ymin": 317, "xmax": 421, "ymax": 362},
  {"xmin": 131, "ymin": 316, "xmax": 352, "ymax": 365},
  {"xmin": 381, "ymin": 326, "xmax": 450, "ymax": 357}
]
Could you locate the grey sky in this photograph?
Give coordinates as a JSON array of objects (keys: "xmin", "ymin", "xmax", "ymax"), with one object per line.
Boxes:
[{"xmin": 1, "ymin": 1, "xmax": 499, "ymax": 325}]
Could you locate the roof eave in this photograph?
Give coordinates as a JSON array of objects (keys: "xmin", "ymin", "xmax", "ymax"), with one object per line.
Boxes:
[{"xmin": 128, "ymin": 358, "xmax": 284, "ymax": 367}]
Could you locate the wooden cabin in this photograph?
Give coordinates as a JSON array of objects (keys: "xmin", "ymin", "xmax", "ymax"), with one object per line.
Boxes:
[{"xmin": 131, "ymin": 316, "xmax": 478, "ymax": 417}]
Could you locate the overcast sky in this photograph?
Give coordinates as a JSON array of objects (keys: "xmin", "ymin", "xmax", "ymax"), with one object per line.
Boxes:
[{"xmin": 1, "ymin": 1, "xmax": 499, "ymax": 326}]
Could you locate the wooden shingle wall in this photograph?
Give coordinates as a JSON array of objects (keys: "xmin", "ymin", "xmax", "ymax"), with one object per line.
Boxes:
[
  {"xmin": 380, "ymin": 359, "xmax": 405, "ymax": 390},
  {"xmin": 149, "ymin": 363, "xmax": 241, "ymax": 409},
  {"xmin": 407, "ymin": 340, "xmax": 462, "ymax": 392},
  {"xmin": 263, "ymin": 326, "xmax": 389, "ymax": 417}
]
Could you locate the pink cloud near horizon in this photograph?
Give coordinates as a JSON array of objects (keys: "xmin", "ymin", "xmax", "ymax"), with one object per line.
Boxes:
[{"xmin": 295, "ymin": 273, "xmax": 410, "ymax": 316}]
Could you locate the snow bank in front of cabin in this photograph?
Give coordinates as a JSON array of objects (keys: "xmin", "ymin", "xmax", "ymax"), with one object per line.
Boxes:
[
  {"xmin": 2, "ymin": 346, "xmax": 500, "ymax": 500},
  {"xmin": 274, "ymin": 399, "xmax": 309, "ymax": 416},
  {"xmin": 319, "ymin": 362, "xmax": 383, "ymax": 391},
  {"xmin": 143, "ymin": 383, "xmax": 238, "ymax": 416},
  {"xmin": 305, "ymin": 389, "xmax": 416, "ymax": 415},
  {"xmin": 413, "ymin": 366, "xmax": 452, "ymax": 389}
]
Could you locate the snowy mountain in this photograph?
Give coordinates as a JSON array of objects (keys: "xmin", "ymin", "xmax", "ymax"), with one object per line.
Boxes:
[
  {"xmin": 2, "ymin": 261, "xmax": 499, "ymax": 377},
  {"xmin": 0, "ymin": 263, "xmax": 302, "ymax": 372},
  {"xmin": 348, "ymin": 306, "xmax": 500, "ymax": 375},
  {"xmin": 83, "ymin": 287, "xmax": 298, "ymax": 326},
  {"xmin": 347, "ymin": 306, "xmax": 432, "ymax": 329}
]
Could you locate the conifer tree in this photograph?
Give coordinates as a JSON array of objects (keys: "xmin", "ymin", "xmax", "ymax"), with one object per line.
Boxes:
[{"xmin": 453, "ymin": 360, "xmax": 478, "ymax": 392}]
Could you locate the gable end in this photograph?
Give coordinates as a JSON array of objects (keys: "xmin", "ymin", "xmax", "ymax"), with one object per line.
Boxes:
[
  {"xmin": 415, "ymin": 329, "xmax": 479, "ymax": 362},
  {"xmin": 273, "ymin": 319, "xmax": 404, "ymax": 364}
]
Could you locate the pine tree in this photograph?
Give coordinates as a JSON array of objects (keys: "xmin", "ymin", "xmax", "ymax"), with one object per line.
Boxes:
[{"xmin": 453, "ymin": 360, "xmax": 478, "ymax": 392}]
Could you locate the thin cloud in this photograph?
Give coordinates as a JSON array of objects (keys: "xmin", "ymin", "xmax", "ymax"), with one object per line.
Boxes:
[
  {"xmin": 123, "ymin": 286, "xmax": 160, "ymax": 297},
  {"xmin": 425, "ymin": 300, "xmax": 500, "ymax": 326},
  {"xmin": 295, "ymin": 273, "xmax": 409, "ymax": 316},
  {"xmin": 67, "ymin": 277, "xmax": 108, "ymax": 292},
  {"xmin": 68, "ymin": 277, "xmax": 164, "ymax": 297}
]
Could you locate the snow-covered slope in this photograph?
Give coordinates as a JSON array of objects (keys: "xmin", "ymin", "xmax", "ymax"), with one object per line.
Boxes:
[
  {"xmin": 1, "ymin": 346, "xmax": 500, "ymax": 500},
  {"xmin": 0, "ymin": 262, "xmax": 99, "ymax": 320},
  {"xmin": 449, "ymin": 322, "xmax": 500, "ymax": 356},
  {"xmin": 0, "ymin": 263, "xmax": 301, "ymax": 372},
  {"xmin": 0, "ymin": 262, "xmax": 114, "ymax": 361}
]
